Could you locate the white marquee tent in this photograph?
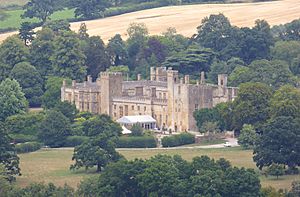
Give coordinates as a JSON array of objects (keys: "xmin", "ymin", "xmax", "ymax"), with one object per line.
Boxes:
[{"xmin": 117, "ymin": 115, "xmax": 157, "ymax": 130}]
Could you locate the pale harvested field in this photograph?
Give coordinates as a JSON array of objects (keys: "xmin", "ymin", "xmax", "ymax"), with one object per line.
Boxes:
[{"xmin": 0, "ymin": 0, "xmax": 299, "ymax": 43}]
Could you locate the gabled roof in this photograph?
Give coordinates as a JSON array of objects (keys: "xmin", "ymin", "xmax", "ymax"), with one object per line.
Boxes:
[{"xmin": 117, "ymin": 115, "xmax": 156, "ymax": 124}]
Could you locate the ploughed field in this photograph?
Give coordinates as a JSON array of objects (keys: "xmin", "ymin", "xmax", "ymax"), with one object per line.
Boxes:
[
  {"xmin": 0, "ymin": 0, "xmax": 300, "ymax": 43},
  {"xmin": 17, "ymin": 147, "xmax": 300, "ymax": 190}
]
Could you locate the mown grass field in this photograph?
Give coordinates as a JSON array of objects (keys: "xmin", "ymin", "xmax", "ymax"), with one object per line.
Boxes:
[
  {"xmin": 17, "ymin": 147, "xmax": 300, "ymax": 190},
  {"xmin": 0, "ymin": 9, "xmax": 75, "ymax": 29}
]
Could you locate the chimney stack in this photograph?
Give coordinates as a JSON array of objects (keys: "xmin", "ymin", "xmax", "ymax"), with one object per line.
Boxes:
[
  {"xmin": 200, "ymin": 71, "xmax": 205, "ymax": 84},
  {"xmin": 87, "ymin": 75, "xmax": 92, "ymax": 83},
  {"xmin": 62, "ymin": 80, "xmax": 66, "ymax": 87},
  {"xmin": 137, "ymin": 74, "xmax": 141, "ymax": 81},
  {"xmin": 72, "ymin": 80, "xmax": 76, "ymax": 87}
]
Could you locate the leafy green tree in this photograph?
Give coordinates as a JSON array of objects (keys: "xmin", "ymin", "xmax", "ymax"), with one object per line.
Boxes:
[
  {"xmin": 193, "ymin": 105, "xmax": 225, "ymax": 131},
  {"xmin": 42, "ymin": 76, "xmax": 70, "ymax": 109},
  {"xmin": 266, "ymin": 164, "xmax": 285, "ymax": 179},
  {"xmin": 208, "ymin": 57, "xmax": 245, "ymax": 83},
  {"xmin": 200, "ymin": 121, "xmax": 220, "ymax": 141},
  {"xmin": 143, "ymin": 37, "xmax": 167, "ymax": 63},
  {"xmin": 78, "ymin": 155, "xmax": 261, "ymax": 197},
  {"xmin": 274, "ymin": 18, "xmax": 300, "ymax": 41},
  {"xmin": 10, "ymin": 62, "xmax": 44, "ymax": 107},
  {"xmin": 0, "ymin": 36, "xmax": 29, "ymax": 72},
  {"xmin": 83, "ymin": 36, "xmax": 110, "ymax": 79},
  {"xmin": 71, "ymin": 115, "xmax": 122, "ymax": 171},
  {"xmin": 30, "ymin": 28, "xmax": 56, "ymax": 78},
  {"xmin": 71, "ymin": 0, "xmax": 111, "ymax": 19},
  {"xmin": 229, "ymin": 59, "xmax": 295, "ymax": 88},
  {"xmin": 22, "ymin": 0, "xmax": 62, "ymax": 23},
  {"xmin": 77, "ymin": 159, "xmax": 146, "ymax": 197},
  {"xmin": 0, "ymin": 79, "xmax": 28, "ymax": 121},
  {"xmin": 163, "ymin": 45, "xmax": 216, "ymax": 76},
  {"xmin": 290, "ymin": 54, "xmax": 300, "ymax": 76},
  {"xmin": 71, "ymin": 134, "xmax": 122, "ymax": 172},
  {"xmin": 271, "ymin": 41, "xmax": 300, "ymax": 66},
  {"xmin": 231, "ymin": 82, "xmax": 272, "ymax": 131},
  {"xmin": 54, "ymin": 101, "xmax": 78, "ymax": 122},
  {"xmin": 130, "ymin": 124, "xmax": 143, "ymax": 136},
  {"xmin": 38, "ymin": 110, "xmax": 71, "ymax": 147},
  {"xmin": 137, "ymin": 155, "xmax": 182, "ymax": 197},
  {"xmin": 19, "ymin": 22, "xmax": 35, "ymax": 46},
  {"xmin": 238, "ymin": 124, "xmax": 257, "ymax": 149},
  {"xmin": 0, "ymin": 122, "xmax": 20, "ymax": 182},
  {"xmin": 0, "ymin": 164, "xmax": 13, "ymax": 195},
  {"xmin": 81, "ymin": 114, "xmax": 122, "ymax": 137},
  {"xmin": 107, "ymin": 34, "xmax": 128, "ymax": 66},
  {"xmin": 43, "ymin": 19, "xmax": 71, "ymax": 33},
  {"xmin": 269, "ymin": 85, "xmax": 300, "ymax": 119},
  {"xmin": 254, "ymin": 116, "xmax": 300, "ymax": 169},
  {"xmin": 127, "ymin": 23, "xmax": 149, "ymax": 69},
  {"xmin": 195, "ymin": 14, "xmax": 273, "ymax": 63},
  {"xmin": 10, "ymin": 182, "xmax": 75, "ymax": 196},
  {"xmin": 228, "ymin": 66, "xmax": 250, "ymax": 86},
  {"xmin": 195, "ymin": 13, "xmax": 233, "ymax": 53},
  {"xmin": 78, "ymin": 23, "xmax": 89, "ymax": 40},
  {"xmin": 51, "ymin": 31, "xmax": 87, "ymax": 80},
  {"xmin": 161, "ymin": 27, "xmax": 189, "ymax": 56},
  {"xmin": 5, "ymin": 112, "xmax": 44, "ymax": 138}
]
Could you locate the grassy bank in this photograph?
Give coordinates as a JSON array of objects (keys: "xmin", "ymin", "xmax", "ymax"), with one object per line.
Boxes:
[
  {"xmin": 17, "ymin": 147, "xmax": 299, "ymax": 190},
  {"xmin": 0, "ymin": 9, "xmax": 75, "ymax": 30}
]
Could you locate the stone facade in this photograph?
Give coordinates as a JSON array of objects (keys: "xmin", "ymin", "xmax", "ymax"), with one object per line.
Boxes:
[{"xmin": 61, "ymin": 67, "xmax": 238, "ymax": 131}]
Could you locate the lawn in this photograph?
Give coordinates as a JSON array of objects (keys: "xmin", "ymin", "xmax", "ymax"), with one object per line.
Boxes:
[
  {"xmin": 0, "ymin": 0, "xmax": 28, "ymax": 7},
  {"xmin": 17, "ymin": 147, "xmax": 300, "ymax": 190},
  {"xmin": 0, "ymin": 9, "xmax": 75, "ymax": 29}
]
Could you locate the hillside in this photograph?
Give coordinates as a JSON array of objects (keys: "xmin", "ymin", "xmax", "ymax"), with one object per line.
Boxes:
[{"xmin": 0, "ymin": 0, "xmax": 299, "ymax": 42}]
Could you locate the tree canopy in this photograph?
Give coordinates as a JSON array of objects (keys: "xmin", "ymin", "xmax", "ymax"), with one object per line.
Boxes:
[
  {"xmin": 10, "ymin": 62, "xmax": 43, "ymax": 107},
  {"xmin": 0, "ymin": 79, "xmax": 28, "ymax": 121},
  {"xmin": 0, "ymin": 122, "xmax": 20, "ymax": 182},
  {"xmin": 78, "ymin": 155, "xmax": 261, "ymax": 197}
]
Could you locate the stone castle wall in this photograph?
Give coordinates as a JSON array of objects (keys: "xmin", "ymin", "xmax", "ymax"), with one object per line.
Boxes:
[{"xmin": 61, "ymin": 67, "xmax": 238, "ymax": 132}]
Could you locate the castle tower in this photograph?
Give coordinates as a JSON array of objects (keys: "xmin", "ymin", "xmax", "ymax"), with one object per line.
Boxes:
[
  {"xmin": 150, "ymin": 67, "xmax": 156, "ymax": 81},
  {"xmin": 218, "ymin": 74, "xmax": 228, "ymax": 87},
  {"xmin": 167, "ymin": 67, "xmax": 179, "ymax": 131},
  {"xmin": 100, "ymin": 72, "xmax": 123, "ymax": 116}
]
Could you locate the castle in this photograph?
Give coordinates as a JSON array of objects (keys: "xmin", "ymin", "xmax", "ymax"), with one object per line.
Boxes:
[{"xmin": 61, "ymin": 67, "xmax": 238, "ymax": 132}]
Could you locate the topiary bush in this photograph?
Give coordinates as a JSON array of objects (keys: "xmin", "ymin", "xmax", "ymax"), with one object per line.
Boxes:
[
  {"xmin": 117, "ymin": 136, "xmax": 157, "ymax": 148},
  {"xmin": 162, "ymin": 133, "xmax": 195, "ymax": 147}
]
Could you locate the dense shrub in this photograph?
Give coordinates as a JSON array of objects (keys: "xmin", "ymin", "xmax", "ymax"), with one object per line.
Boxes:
[
  {"xmin": 64, "ymin": 136, "xmax": 89, "ymax": 147},
  {"xmin": 15, "ymin": 142, "xmax": 42, "ymax": 153},
  {"xmin": 162, "ymin": 133, "xmax": 195, "ymax": 147},
  {"xmin": 117, "ymin": 136, "xmax": 157, "ymax": 148},
  {"xmin": 10, "ymin": 134, "xmax": 38, "ymax": 143}
]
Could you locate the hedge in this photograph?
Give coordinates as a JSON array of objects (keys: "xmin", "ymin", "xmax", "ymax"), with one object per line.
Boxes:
[
  {"xmin": 117, "ymin": 136, "xmax": 157, "ymax": 148},
  {"xmin": 15, "ymin": 142, "xmax": 42, "ymax": 154},
  {"xmin": 162, "ymin": 133, "xmax": 195, "ymax": 147},
  {"xmin": 64, "ymin": 136, "xmax": 90, "ymax": 147}
]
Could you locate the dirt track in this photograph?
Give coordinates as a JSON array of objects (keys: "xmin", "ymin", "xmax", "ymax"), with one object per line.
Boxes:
[{"xmin": 0, "ymin": 0, "xmax": 299, "ymax": 43}]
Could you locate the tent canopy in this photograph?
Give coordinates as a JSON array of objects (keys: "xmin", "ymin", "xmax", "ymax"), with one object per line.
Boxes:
[
  {"xmin": 121, "ymin": 126, "xmax": 132, "ymax": 135},
  {"xmin": 117, "ymin": 115, "xmax": 156, "ymax": 124}
]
